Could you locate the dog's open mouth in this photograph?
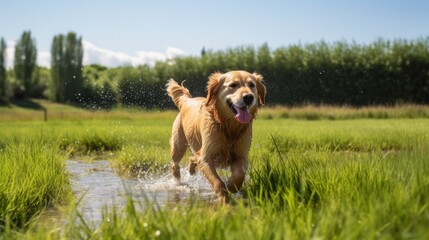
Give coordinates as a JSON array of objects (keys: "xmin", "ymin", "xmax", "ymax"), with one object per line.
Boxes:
[{"xmin": 227, "ymin": 100, "xmax": 252, "ymax": 124}]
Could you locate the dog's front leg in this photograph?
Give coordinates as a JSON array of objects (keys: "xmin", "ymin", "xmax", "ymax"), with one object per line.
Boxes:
[
  {"xmin": 188, "ymin": 155, "xmax": 198, "ymax": 175},
  {"xmin": 227, "ymin": 157, "xmax": 247, "ymax": 193},
  {"xmin": 197, "ymin": 153, "xmax": 229, "ymax": 203}
]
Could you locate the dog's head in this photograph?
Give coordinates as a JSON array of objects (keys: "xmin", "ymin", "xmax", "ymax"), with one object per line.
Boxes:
[{"xmin": 206, "ymin": 70, "xmax": 266, "ymax": 124}]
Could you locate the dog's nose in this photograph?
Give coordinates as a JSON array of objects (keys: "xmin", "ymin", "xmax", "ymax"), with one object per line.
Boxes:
[{"xmin": 243, "ymin": 94, "xmax": 254, "ymax": 106}]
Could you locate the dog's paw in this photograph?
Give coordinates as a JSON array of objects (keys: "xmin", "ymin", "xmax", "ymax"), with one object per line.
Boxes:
[
  {"xmin": 188, "ymin": 162, "xmax": 197, "ymax": 175},
  {"xmin": 217, "ymin": 195, "xmax": 229, "ymax": 204}
]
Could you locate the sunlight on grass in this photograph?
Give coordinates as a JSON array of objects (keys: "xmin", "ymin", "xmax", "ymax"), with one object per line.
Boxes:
[
  {"xmin": 1, "ymin": 106, "xmax": 428, "ymax": 239},
  {"xmin": 0, "ymin": 138, "xmax": 72, "ymax": 230}
]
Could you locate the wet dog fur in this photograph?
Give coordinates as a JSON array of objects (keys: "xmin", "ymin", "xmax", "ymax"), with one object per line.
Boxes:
[{"xmin": 166, "ymin": 70, "xmax": 266, "ymax": 203}]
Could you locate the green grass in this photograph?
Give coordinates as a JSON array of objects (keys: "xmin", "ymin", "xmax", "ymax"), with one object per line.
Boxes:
[
  {"xmin": 0, "ymin": 99, "xmax": 178, "ymax": 121},
  {"xmin": 0, "ymin": 103, "xmax": 429, "ymax": 239},
  {"xmin": 247, "ymin": 147, "xmax": 429, "ymax": 239},
  {"xmin": 1, "ymin": 99, "xmax": 429, "ymax": 122},
  {"xmin": 0, "ymin": 137, "xmax": 72, "ymax": 232},
  {"xmin": 18, "ymin": 147, "xmax": 428, "ymax": 239},
  {"xmin": 259, "ymin": 104, "xmax": 429, "ymax": 120}
]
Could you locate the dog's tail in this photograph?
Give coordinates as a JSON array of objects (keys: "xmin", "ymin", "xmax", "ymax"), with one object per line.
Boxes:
[{"xmin": 166, "ymin": 79, "xmax": 192, "ymax": 110}]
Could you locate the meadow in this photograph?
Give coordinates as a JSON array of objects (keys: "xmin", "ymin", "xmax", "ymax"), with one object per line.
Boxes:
[{"xmin": 0, "ymin": 101, "xmax": 428, "ymax": 239}]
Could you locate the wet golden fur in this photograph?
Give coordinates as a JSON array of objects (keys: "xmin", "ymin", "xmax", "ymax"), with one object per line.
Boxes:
[{"xmin": 166, "ymin": 70, "xmax": 266, "ymax": 203}]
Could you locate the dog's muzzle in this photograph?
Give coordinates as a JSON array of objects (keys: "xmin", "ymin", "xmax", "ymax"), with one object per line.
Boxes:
[
  {"xmin": 227, "ymin": 97, "xmax": 253, "ymax": 124},
  {"xmin": 243, "ymin": 93, "xmax": 254, "ymax": 106}
]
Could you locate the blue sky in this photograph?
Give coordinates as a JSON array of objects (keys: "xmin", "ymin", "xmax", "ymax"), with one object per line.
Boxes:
[{"xmin": 1, "ymin": 0, "xmax": 428, "ymax": 67}]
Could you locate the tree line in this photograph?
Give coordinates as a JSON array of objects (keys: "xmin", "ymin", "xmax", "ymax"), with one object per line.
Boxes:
[
  {"xmin": 1, "ymin": 31, "xmax": 428, "ymax": 108},
  {"xmin": 0, "ymin": 31, "xmax": 84, "ymax": 104}
]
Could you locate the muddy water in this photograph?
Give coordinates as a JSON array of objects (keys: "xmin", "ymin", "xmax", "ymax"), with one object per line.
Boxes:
[{"xmin": 67, "ymin": 160, "xmax": 216, "ymax": 222}]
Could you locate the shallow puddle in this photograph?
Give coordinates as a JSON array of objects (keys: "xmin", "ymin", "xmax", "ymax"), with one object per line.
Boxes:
[{"xmin": 66, "ymin": 160, "xmax": 216, "ymax": 222}]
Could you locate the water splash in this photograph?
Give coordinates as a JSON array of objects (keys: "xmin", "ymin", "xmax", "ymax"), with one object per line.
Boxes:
[
  {"xmin": 136, "ymin": 166, "xmax": 216, "ymax": 204},
  {"xmin": 67, "ymin": 159, "xmax": 216, "ymax": 222}
]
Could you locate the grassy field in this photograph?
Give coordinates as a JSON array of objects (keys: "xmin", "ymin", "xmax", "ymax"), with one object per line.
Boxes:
[
  {"xmin": 1, "ymin": 99, "xmax": 429, "ymax": 121},
  {"xmin": 0, "ymin": 101, "xmax": 428, "ymax": 239}
]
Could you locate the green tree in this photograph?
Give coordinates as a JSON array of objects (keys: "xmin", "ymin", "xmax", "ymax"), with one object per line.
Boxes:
[
  {"xmin": 0, "ymin": 38, "xmax": 7, "ymax": 101},
  {"xmin": 51, "ymin": 34, "xmax": 65, "ymax": 102},
  {"xmin": 50, "ymin": 32, "xmax": 84, "ymax": 103},
  {"xmin": 32, "ymin": 67, "xmax": 51, "ymax": 98},
  {"xmin": 14, "ymin": 31, "xmax": 37, "ymax": 98},
  {"xmin": 64, "ymin": 32, "xmax": 84, "ymax": 102},
  {"xmin": 45, "ymin": 38, "xmax": 429, "ymax": 108}
]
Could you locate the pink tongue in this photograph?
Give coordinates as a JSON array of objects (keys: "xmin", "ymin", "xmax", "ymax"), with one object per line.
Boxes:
[{"xmin": 234, "ymin": 106, "xmax": 252, "ymax": 124}]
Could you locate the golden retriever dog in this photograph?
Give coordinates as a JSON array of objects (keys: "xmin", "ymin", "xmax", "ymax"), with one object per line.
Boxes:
[{"xmin": 166, "ymin": 70, "xmax": 266, "ymax": 203}]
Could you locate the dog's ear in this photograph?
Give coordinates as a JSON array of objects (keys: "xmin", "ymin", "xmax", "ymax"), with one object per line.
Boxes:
[
  {"xmin": 206, "ymin": 72, "xmax": 224, "ymax": 106},
  {"xmin": 253, "ymin": 73, "xmax": 266, "ymax": 106}
]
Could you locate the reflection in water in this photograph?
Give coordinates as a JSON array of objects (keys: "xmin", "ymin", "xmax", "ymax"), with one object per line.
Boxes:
[{"xmin": 66, "ymin": 160, "xmax": 216, "ymax": 222}]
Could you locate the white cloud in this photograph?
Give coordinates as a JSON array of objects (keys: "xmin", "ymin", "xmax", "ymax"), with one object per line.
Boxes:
[
  {"xmin": 166, "ymin": 47, "xmax": 186, "ymax": 59},
  {"xmin": 4, "ymin": 39, "xmax": 186, "ymax": 68},
  {"xmin": 83, "ymin": 41, "xmax": 134, "ymax": 67},
  {"xmin": 37, "ymin": 51, "xmax": 51, "ymax": 68},
  {"xmin": 82, "ymin": 40, "xmax": 186, "ymax": 67},
  {"xmin": 5, "ymin": 41, "xmax": 15, "ymax": 69}
]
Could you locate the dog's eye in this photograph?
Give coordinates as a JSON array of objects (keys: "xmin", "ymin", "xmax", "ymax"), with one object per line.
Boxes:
[
  {"xmin": 248, "ymin": 82, "xmax": 255, "ymax": 88},
  {"xmin": 229, "ymin": 83, "xmax": 237, "ymax": 88}
]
